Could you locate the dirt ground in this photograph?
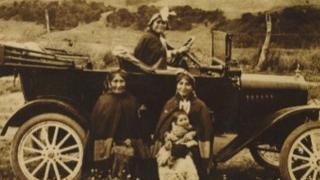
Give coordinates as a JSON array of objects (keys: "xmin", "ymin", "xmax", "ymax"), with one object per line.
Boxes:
[
  {"xmin": 0, "ymin": 91, "xmax": 280, "ymax": 180},
  {"xmin": 0, "ymin": 91, "xmax": 23, "ymax": 180}
]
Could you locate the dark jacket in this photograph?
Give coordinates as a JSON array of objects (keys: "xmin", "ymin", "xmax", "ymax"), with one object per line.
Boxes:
[{"xmin": 134, "ymin": 30, "xmax": 167, "ymax": 69}]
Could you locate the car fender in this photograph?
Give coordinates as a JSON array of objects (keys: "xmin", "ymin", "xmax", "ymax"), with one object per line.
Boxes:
[
  {"xmin": 215, "ymin": 104, "xmax": 320, "ymax": 162},
  {"xmin": 0, "ymin": 98, "xmax": 88, "ymax": 136}
]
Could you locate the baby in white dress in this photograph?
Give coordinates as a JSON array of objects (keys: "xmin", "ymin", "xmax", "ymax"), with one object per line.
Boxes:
[{"xmin": 157, "ymin": 110, "xmax": 199, "ymax": 180}]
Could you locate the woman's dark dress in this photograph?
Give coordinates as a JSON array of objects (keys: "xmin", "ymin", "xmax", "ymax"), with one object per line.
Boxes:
[{"xmin": 134, "ymin": 30, "xmax": 167, "ymax": 69}]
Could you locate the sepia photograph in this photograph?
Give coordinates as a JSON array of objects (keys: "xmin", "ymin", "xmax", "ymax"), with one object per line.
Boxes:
[{"xmin": 0, "ymin": 0, "xmax": 320, "ymax": 179}]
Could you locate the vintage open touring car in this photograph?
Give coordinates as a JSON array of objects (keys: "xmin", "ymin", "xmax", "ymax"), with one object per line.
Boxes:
[{"xmin": 0, "ymin": 31, "xmax": 319, "ymax": 180}]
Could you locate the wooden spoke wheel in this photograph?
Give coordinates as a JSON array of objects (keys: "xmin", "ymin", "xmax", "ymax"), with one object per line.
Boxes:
[
  {"xmin": 11, "ymin": 113, "xmax": 85, "ymax": 180},
  {"xmin": 280, "ymin": 121, "xmax": 320, "ymax": 180}
]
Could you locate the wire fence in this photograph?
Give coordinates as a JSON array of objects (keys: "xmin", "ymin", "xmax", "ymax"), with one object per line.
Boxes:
[{"xmin": 231, "ymin": 33, "xmax": 320, "ymax": 48}]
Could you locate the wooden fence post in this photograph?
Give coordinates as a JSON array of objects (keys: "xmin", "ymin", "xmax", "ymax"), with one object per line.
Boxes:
[
  {"xmin": 255, "ymin": 13, "xmax": 272, "ymax": 71},
  {"xmin": 45, "ymin": 8, "xmax": 50, "ymax": 33}
]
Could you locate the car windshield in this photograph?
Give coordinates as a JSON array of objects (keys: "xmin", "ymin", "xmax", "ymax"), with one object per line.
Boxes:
[{"xmin": 212, "ymin": 31, "xmax": 229, "ymax": 63}]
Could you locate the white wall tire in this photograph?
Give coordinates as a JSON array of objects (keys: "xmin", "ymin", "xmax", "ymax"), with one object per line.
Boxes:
[
  {"xmin": 11, "ymin": 113, "xmax": 86, "ymax": 180},
  {"xmin": 280, "ymin": 121, "xmax": 320, "ymax": 180}
]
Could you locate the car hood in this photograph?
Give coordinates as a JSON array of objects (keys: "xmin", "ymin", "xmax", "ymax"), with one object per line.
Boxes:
[{"xmin": 241, "ymin": 74, "xmax": 308, "ymax": 90}]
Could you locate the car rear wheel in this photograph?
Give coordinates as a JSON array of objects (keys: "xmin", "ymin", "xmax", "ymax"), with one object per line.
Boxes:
[
  {"xmin": 280, "ymin": 121, "xmax": 320, "ymax": 180},
  {"xmin": 11, "ymin": 113, "xmax": 86, "ymax": 180},
  {"xmin": 249, "ymin": 144, "xmax": 280, "ymax": 171}
]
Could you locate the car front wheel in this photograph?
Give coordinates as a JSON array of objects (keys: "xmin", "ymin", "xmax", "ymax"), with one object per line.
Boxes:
[
  {"xmin": 11, "ymin": 113, "xmax": 86, "ymax": 180},
  {"xmin": 280, "ymin": 121, "xmax": 320, "ymax": 180}
]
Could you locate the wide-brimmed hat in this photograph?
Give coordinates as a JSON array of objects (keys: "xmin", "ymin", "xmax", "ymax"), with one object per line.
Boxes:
[{"xmin": 148, "ymin": 7, "xmax": 176, "ymax": 27}]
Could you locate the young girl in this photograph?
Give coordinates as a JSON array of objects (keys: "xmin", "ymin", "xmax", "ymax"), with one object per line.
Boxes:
[{"xmin": 157, "ymin": 110, "xmax": 199, "ymax": 180}]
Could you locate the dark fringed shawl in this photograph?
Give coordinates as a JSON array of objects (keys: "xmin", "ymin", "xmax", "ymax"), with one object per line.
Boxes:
[
  {"xmin": 89, "ymin": 91, "xmax": 152, "ymax": 161},
  {"xmin": 91, "ymin": 91, "xmax": 140, "ymax": 141}
]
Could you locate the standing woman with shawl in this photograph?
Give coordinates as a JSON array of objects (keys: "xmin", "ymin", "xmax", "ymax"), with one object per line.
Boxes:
[
  {"xmin": 87, "ymin": 70, "xmax": 146, "ymax": 179},
  {"xmin": 153, "ymin": 72, "xmax": 214, "ymax": 180}
]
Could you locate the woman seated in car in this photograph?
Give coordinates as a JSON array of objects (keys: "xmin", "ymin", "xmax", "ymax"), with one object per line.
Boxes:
[
  {"xmin": 134, "ymin": 7, "xmax": 192, "ymax": 70},
  {"xmin": 113, "ymin": 7, "xmax": 192, "ymax": 72}
]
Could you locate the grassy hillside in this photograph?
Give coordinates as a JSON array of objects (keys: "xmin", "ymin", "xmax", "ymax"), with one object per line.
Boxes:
[
  {"xmin": 0, "ymin": 0, "xmax": 320, "ymax": 80},
  {"xmin": 103, "ymin": 4, "xmax": 320, "ymax": 48},
  {"xmin": 0, "ymin": 20, "xmax": 45, "ymax": 41},
  {"xmin": 1, "ymin": 19, "xmax": 320, "ymax": 77},
  {"xmin": 0, "ymin": 17, "xmax": 320, "ymax": 100},
  {"xmin": 1, "ymin": 0, "xmax": 320, "ymax": 49}
]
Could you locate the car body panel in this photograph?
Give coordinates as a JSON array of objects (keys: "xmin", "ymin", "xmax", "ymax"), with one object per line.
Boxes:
[
  {"xmin": 238, "ymin": 74, "xmax": 308, "ymax": 132},
  {"xmin": 214, "ymin": 104, "xmax": 320, "ymax": 162},
  {"xmin": 0, "ymin": 97, "xmax": 88, "ymax": 136}
]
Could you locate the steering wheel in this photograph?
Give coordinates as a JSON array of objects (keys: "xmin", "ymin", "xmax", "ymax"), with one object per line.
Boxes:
[
  {"xmin": 183, "ymin": 36, "xmax": 225, "ymax": 67},
  {"xmin": 183, "ymin": 36, "xmax": 195, "ymax": 47}
]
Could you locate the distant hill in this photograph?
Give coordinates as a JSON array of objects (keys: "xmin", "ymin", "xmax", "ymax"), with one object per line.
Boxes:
[
  {"xmin": 1, "ymin": 1, "xmax": 320, "ymax": 47},
  {"xmin": 3, "ymin": 0, "xmax": 319, "ymax": 19},
  {"xmin": 104, "ymin": 4, "xmax": 320, "ymax": 47},
  {"xmin": 87, "ymin": 0, "xmax": 320, "ymax": 19},
  {"xmin": 152, "ymin": 0, "xmax": 288, "ymax": 19},
  {"xmin": 215, "ymin": 5, "xmax": 320, "ymax": 48}
]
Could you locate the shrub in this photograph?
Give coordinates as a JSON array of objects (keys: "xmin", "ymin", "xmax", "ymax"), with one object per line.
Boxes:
[
  {"xmin": 135, "ymin": 5, "xmax": 158, "ymax": 30},
  {"xmin": 105, "ymin": 5, "xmax": 227, "ymax": 31},
  {"xmin": 310, "ymin": 52, "xmax": 320, "ymax": 73},
  {"xmin": 170, "ymin": 18, "xmax": 192, "ymax": 31},
  {"xmin": 107, "ymin": 8, "xmax": 136, "ymax": 27},
  {"xmin": 0, "ymin": 0, "xmax": 112, "ymax": 30},
  {"xmin": 216, "ymin": 5, "xmax": 320, "ymax": 48}
]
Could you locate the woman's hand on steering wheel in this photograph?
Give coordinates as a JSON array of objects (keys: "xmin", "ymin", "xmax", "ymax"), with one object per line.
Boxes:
[
  {"xmin": 178, "ymin": 36, "xmax": 194, "ymax": 54},
  {"xmin": 178, "ymin": 45, "xmax": 191, "ymax": 54}
]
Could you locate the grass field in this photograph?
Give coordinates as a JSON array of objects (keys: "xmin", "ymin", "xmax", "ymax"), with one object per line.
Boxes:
[{"xmin": 1, "ymin": 19, "xmax": 320, "ymax": 75}]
